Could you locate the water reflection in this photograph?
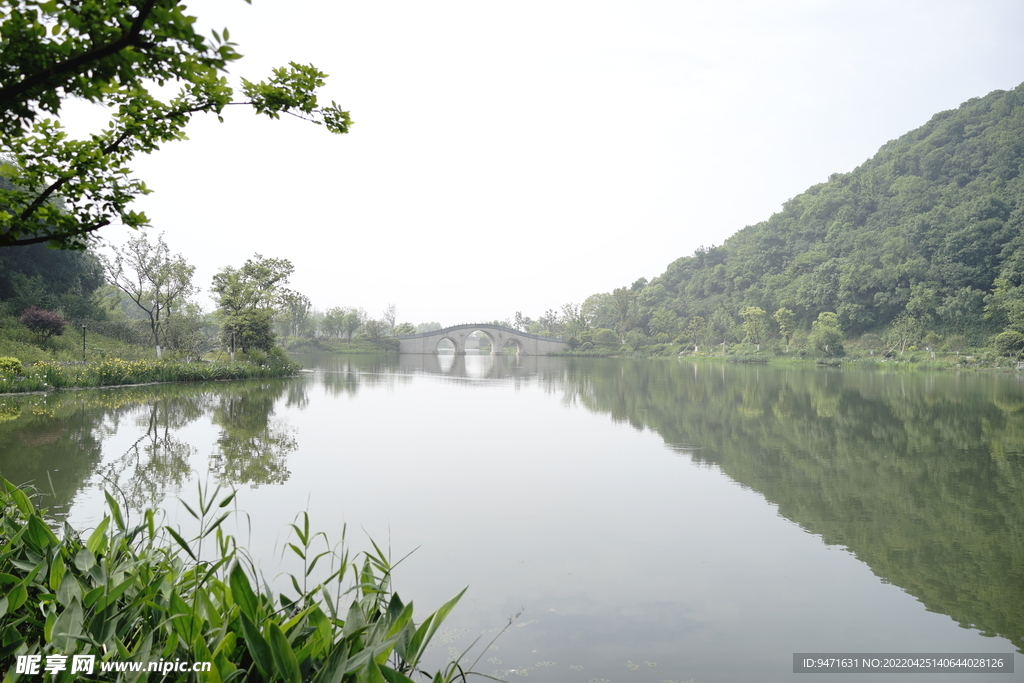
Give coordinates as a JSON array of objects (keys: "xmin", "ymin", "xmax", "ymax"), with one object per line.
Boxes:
[
  {"xmin": 554, "ymin": 359, "xmax": 1024, "ymax": 653},
  {"xmin": 293, "ymin": 354, "xmax": 1024, "ymax": 652},
  {"xmin": 99, "ymin": 398, "xmax": 205, "ymax": 509},
  {"xmin": 0, "ymin": 356, "xmax": 1021, "ymax": 658},
  {"xmin": 0, "ymin": 379, "xmax": 302, "ymax": 514},
  {"xmin": 209, "ymin": 380, "xmax": 297, "ymax": 487},
  {"xmin": 0, "ymin": 392, "xmax": 106, "ymax": 518}
]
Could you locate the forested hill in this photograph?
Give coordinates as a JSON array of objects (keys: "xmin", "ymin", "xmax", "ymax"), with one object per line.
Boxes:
[{"xmin": 611, "ymin": 82, "xmax": 1024, "ymax": 343}]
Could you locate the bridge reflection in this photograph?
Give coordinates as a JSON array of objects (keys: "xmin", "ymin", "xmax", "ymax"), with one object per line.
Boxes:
[{"xmin": 400, "ymin": 351, "xmax": 554, "ymax": 380}]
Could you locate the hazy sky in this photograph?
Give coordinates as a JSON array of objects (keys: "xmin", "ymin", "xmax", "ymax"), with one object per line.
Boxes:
[{"xmin": 79, "ymin": 0, "xmax": 1024, "ymax": 326}]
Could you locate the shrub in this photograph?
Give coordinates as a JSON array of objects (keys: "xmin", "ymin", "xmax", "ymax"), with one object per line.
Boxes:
[
  {"xmin": 19, "ymin": 306, "xmax": 67, "ymax": 340},
  {"xmin": 624, "ymin": 329, "xmax": 647, "ymax": 351},
  {"xmin": 593, "ymin": 328, "xmax": 619, "ymax": 345},
  {"xmin": 221, "ymin": 309, "xmax": 276, "ymax": 353},
  {"xmin": 993, "ymin": 330, "xmax": 1024, "ymax": 357},
  {"xmin": 649, "ymin": 343, "xmax": 673, "ymax": 356},
  {"xmin": 246, "ymin": 346, "xmax": 292, "ymax": 368},
  {"xmin": 0, "ymin": 356, "xmax": 22, "ymax": 375}
]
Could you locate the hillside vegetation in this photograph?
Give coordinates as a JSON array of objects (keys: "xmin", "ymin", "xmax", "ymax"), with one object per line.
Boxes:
[{"xmin": 583, "ymin": 82, "xmax": 1024, "ymax": 357}]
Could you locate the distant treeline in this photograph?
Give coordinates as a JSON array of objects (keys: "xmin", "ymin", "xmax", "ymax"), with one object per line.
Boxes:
[{"xmin": 7, "ymin": 83, "xmax": 1024, "ymax": 359}]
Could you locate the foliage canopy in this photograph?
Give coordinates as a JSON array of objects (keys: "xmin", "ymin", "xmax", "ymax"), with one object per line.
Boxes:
[
  {"xmin": 0, "ymin": 0, "xmax": 351, "ymax": 249},
  {"xmin": 584, "ymin": 83, "xmax": 1024, "ymax": 348}
]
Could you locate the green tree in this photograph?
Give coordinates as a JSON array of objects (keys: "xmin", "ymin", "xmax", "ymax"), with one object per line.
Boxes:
[
  {"xmin": 611, "ymin": 287, "xmax": 636, "ymax": 339},
  {"xmin": 809, "ymin": 311, "xmax": 844, "ymax": 357},
  {"xmin": 560, "ymin": 302, "xmax": 588, "ymax": 340},
  {"xmin": 0, "ymin": 0, "xmax": 351, "ymax": 249},
  {"xmin": 773, "ymin": 307, "xmax": 795, "ymax": 352},
  {"xmin": 709, "ymin": 309, "xmax": 735, "ymax": 354},
  {"xmin": 161, "ymin": 303, "xmax": 215, "ymax": 361},
  {"xmin": 984, "ymin": 278, "xmax": 1024, "ymax": 333},
  {"xmin": 211, "ymin": 254, "xmax": 293, "ymax": 355},
  {"xmin": 381, "ymin": 303, "xmax": 397, "ymax": 331},
  {"xmin": 211, "ymin": 254, "xmax": 292, "ymax": 314},
  {"xmin": 341, "ymin": 309, "xmax": 365, "ymax": 343},
  {"xmin": 905, "ymin": 283, "xmax": 940, "ymax": 326},
  {"xmin": 568, "ymin": 85, "xmax": 1024, "ymax": 345},
  {"xmin": 538, "ymin": 308, "xmax": 561, "ymax": 335},
  {"xmin": 680, "ymin": 316, "xmax": 707, "ymax": 352},
  {"xmin": 275, "ymin": 288, "xmax": 312, "ymax": 338},
  {"xmin": 0, "ymin": 242, "xmax": 104, "ymax": 316},
  {"xmin": 624, "ymin": 328, "xmax": 647, "ymax": 352},
  {"xmin": 320, "ymin": 306, "xmax": 346, "ymax": 338},
  {"xmin": 649, "ymin": 308, "xmax": 680, "ymax": 340},
  {"xmin": 886, "ymin": 314, "xmax": 922, "ymax": 356},
  {"xmin": 581, "ymin": 292, "xmax": 617, "ymax": 330},
  {"xmin": 993, "ymin": 330, "xmax": 1024, "ymax": 358},
  {"xmin": 221, "ymin": 308, "xmax": 274, "ymax": 354},
  {"xmin": 740, "ymin": 306, "xmax": 769, "ymax": 350},
  {"xmin": 362, "ymin": 319, "xmax": 389, "ymax": 343},
  {"xmin": 101, "ymin": 231, "xmax": 195, "ymax": 358}
]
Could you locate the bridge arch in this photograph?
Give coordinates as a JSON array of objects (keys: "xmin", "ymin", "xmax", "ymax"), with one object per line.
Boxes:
[
  {"xmin": 434, "ymin": 334, "xmax": 459, "ymax": 354},
  {"xmin": 395, "ymin": 324, "xmax": 570, "ymax": 356},
  {"xmin": 501, "ymin": 337, "xmax": 524, "ymax": 356}
]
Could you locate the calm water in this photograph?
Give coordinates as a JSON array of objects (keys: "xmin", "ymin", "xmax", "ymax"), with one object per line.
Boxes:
[{"xmin": 1, "ymin": 355, "xmax": 1021, "ymax": 682}]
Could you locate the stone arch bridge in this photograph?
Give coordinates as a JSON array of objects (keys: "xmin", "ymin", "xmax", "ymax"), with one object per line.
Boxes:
[{"xmin": 395, "ymin": 324, "xmax": 570, "ymax": 355}]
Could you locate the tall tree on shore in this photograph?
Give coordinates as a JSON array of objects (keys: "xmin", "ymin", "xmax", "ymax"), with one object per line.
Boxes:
[
  {"xmin": 101, "ymin": 232, "xmax": 195, "ymax": 358},
  {"xmin": 211, "ymin": 254, "xmax": 293, "ymax": 353},
  {"xmin": 612, "ymin": 287, "xmax": 636, "ymax": 340},
  {"xmin": 741, "ymin": 306, "xmax": 769, "ymax": 350},
  {"xmin": 773, "ymin": 308, "xmax": 795, "ymax": 352},
  {"xmin": 382, "ymin": 303, "xmax": 397, "ymax": 332},
  {"xmin": 682, "ymin": 315, "xmax": 707, "ymax": 353},
  {"xmin": 341, "ymin": 309, "xmax": 365, "ymax": 343}
]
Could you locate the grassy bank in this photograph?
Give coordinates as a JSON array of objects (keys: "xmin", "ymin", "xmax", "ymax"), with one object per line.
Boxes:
[
  {"xmin": 680, "ymin": 344, "xmax": 1021, "ymax": 371},
  {"xmin": 556, "ymin": 342, "xmax": 1023, "ymax": 371},
  {"xmin": 0, "ymin": 356, "xmax": 299, "ymax": 394},
  {"xmin": 0, "ymin": 478, "xmax": 469, "ymax": 682},
  {"xmin": 0, "ymin": 311, "xmax": 302, "ymax": 394},
  {"xmin": 0, "ymin": 315, "xmax": 158, "ymax": 365}
]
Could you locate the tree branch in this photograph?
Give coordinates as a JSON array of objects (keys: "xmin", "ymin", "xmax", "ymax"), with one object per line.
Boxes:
[
  {"xmin": 15, "ymin": 98, "xmax": 223, "ymax": 225},
  {"xmin": 0, "ymin": 218, "xmax": 110, "ymax": 248},
  {"xmin": 0, "ymin": 0, "xmax": 162, "ymax": 111}
]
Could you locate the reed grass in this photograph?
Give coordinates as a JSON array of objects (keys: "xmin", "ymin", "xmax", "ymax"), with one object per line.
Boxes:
[{"xmin": 0, "ymin": 478, "xmax": 471, "ymax": 682}]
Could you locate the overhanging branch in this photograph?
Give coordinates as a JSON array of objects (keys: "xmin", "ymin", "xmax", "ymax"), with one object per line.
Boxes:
[{"xmin": 0, "ymin": 0, "xmax": 162, "ymax": 112}]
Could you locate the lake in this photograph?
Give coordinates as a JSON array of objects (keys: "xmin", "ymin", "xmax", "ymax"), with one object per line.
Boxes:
[{"xmin": 1, "ymin": 354, "xmax": 1021, "ymax": 682}]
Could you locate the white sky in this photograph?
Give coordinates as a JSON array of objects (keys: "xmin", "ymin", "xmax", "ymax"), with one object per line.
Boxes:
[{"xmin": 79, "ymin": 0, "xmax": 1024, "ymax": 326}]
